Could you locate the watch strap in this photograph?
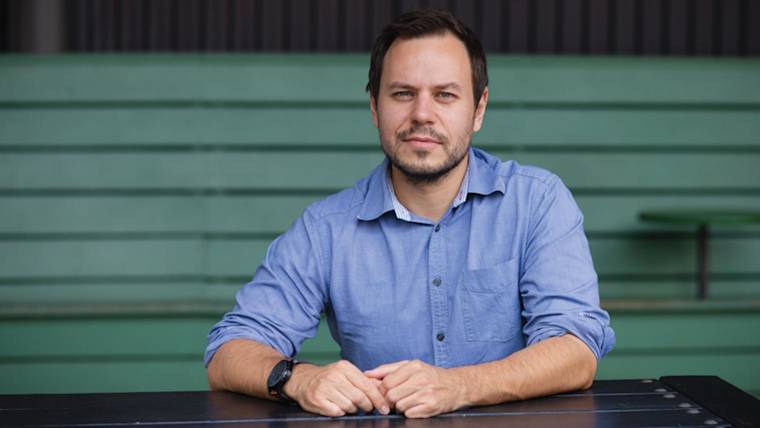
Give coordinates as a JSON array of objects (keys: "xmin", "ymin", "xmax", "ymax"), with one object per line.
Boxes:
[{"xmin": 268, "ymin": 359, "xmax": 301, "ymax": 403}]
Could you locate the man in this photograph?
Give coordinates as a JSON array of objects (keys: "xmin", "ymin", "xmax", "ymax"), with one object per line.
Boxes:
[{"xmin": 205, "ymin": 9, "xmax": 614, "ymax": 419}]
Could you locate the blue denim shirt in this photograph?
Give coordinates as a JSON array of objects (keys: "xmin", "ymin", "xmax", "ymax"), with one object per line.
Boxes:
[{"xmin": 205, "ymin": 147, "xmax": 615, "ymax": 370}]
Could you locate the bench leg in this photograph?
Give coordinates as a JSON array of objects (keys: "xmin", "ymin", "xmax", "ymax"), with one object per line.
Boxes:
[{"xmin": 697, "ymin": 224, "xmax": 709, "ymax": 300}]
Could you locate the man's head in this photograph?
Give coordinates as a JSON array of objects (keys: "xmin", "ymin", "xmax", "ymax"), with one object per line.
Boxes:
[
  {"xmin": 367, "ymin": 9, "xmax": 488, "ymax": 109},
  {"xmin": 367, "ymin": 9, "xmax": 489, "ymax": 184}
]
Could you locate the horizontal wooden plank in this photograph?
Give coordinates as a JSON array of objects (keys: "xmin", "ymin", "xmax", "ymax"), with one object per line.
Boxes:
[
  {"xmin": 0, "ymin": 283, "xmax": 213, "ymax": 304},
  {"xmin": 3, "ymin": 302, "xmax": 757, "ymax": 357},
  {"xmin": 1, "ymin": 352, "xmax": 758, "ymax": 395},
  {"xmin": 1, "ymin": 278, "xmax": 759, "ymax": 310},
  {"xmin": 609, "ymin": 311, "xmax": 760, "ymax": 350},
  {"xmin": 2, "ymin": 151, "xmax": 759, "ymax": 190},
  {"xmin": 0, "ymin": 240, "xmax": 207, "ymax": 277},
  {"xmin": 0, "ymin": 360, "xmax": 209, "ymax": 394},
  {"xmin": 0, "ymin": 196, "xmax": 207, "ymax": 233},
  {"xmin": 1, "ymin": 55, "xmax": 759, "ymax": 104},
  {"xmin": 2, "ymin": 108, "xmax": 759, "ymax": 147},
  {"xmin": 0, "ymin": 55, "xmax": 370, "ymax": 104},
  {"xmin": 1, "ymin": 314, "xmax": 758, "ymax": 395},
  {"xmin": 3, "ymin": 309, "xmax": 758, "ymax": 357},
  {"xmin": 590, "ymin": 237, "xmax": 760, "ymax": 275},
  {"xmin": 599, "ymin": 280, "xmax": 760, "ymax": 300},
  {"xmin": 2, "ymin": 195, "xmax": 759, "ymax": 235},
  {"xmin": 0, "ymin": 318, "xmax": 215, "ymax": 358},
  {"xmin": 1, "ymin": 237, "xmax": 758, "ymax": 279}
]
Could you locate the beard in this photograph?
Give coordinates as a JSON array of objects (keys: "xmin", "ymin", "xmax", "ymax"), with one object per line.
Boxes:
[{"xmin": 380, "ymin": 124, "xmax": 470, "ymax": 185}]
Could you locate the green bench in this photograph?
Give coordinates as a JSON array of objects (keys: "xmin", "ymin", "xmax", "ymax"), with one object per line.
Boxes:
[{"xmin": 1, "ymin": 54, "xmax": 759, "ymax": 396}]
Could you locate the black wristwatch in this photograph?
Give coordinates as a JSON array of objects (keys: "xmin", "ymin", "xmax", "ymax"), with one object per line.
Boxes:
[{"xmin": 267, "ymin": 359, "xmax": 301, "ymax": 402}]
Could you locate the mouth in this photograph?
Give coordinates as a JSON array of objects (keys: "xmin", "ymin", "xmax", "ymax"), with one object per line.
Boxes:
[{"xmin": 402, "ymin": 136, "xmax": 441, "ymax": 145}]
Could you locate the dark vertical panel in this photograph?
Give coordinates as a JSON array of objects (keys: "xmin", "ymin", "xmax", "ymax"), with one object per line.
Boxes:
[
  {"xmin": 91, "ymin": 0, "xmax": 102, "ymax": 49},
  {"xmin": 149, "ymin": 0, "xmax": 172, "ymax": 50},
  {"xmin": 121, "ymin": 0, "xmax": 144, "ymax": 50},
  {"xmin": 371, "ymin": 0, "xmax": 392, "ymax": 42},
  {"xmin": 527, "ymin": 0, "xmax": 536, "ymax": 51},
  {"xmin": 0, "ymin": 0, "xmax": 7, "ymax": 51},
  {"xmin": 507, "ymin": 0, "xmax": 529, "ymax": 52},
  {"xmin": 232, "ymin": 0, "xmax": 255, "ymax": 50},
  {"xmin": 288, "ymin": 0, "xmax": 311, "ymax": 51},
  {"xmin": 260, "ymin": 0, "xmax": 284, "ymax": 50},
  {"xmin": 667, "ymin": 0, "xmax": 686, "ymax": 54},
  {"xmin": 176, "ymin": 0, "xmax": 199, "ymax": 51},
  {"xmin": 737, "ymin": 0, "xmax": 748, "ymax": 55},
  {"xmin": 535, "ymin": 0, "xmax": 556, "ymax": 53},
  {"xmin": 711, "ymin": 0, "xmax": 722, "ymax": 55},
  {"xmin": 316, "ymin": 0, "xmax": 339, "ymax": 51},
  {"xmin": 205, "ymin": 0, "xmax": 229, "ymax": 51},
  {"xmin": 561, "ymin": 0, "xmax": 582, "ymax": 53},
  {"xmin": 614, "ymin": 0, "xmax": 634, "ymax": 54},
  {"xmin": 479, "ymin": 0, "xmax": 503, "ymax": 52},
  {"xmin": 399, "ymin": 0, "xmax": 422, "ymax": 14},
  {"xmin": 3, "ymin": 0, "xmax": 760, "ymax": 55},
  {"xmin": 344, "ymin": 0, "xmax": 369, "ymax": 51},
  {"xmin": 587, "ymin": 0, "xmax": 608, "ymax": 53},
  {"xmin": 720, "ymin": 0, "xmax": 739, "ymax": 55},
  {"xmin": 78, "ymin": 0, "xmax": 91, "ymax": 50},
  {"xmin": 641, "ymin": 0, "xmax": 662, "ymax": 54},
  {"xmin": 662, "ymin": 0, "xmax": 690, "ymax": 54},
  {"xmin": 426, "ymin": 0, "xmax": 449, "ymax": 10},
  {"xmin": 253, "ymin": 0, "xmax": 264, "ymax": 50},
  {"xmin": 749, "ymin": 0, "xmax": 760, "ymax": 54},
  {"xmin": 694, "ymin": 0, "xmax": 713, "ymax": 54},
  {"xmin": 100, "ymin": 0, "xmax": 115, "ymax": 50},
  {"xmin": 453, "ymin": 0, "xmax": 476, "ymax": 29},
  {"xmin": 1, "ymin": 0, "xmax": 14, "ymax": 50}
]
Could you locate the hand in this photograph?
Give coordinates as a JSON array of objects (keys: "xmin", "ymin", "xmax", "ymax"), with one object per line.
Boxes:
[
  {"xmin": 284, "ymin": 360, "xmax": 391, "ymax": 417},
  {"xmin": 365, "ymin": 360, "xmax": 468, "ymax": 418}
]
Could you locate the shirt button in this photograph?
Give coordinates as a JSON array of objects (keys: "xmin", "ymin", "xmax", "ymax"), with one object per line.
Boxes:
[
  {"xmin": 432, "ymin": 277, "xmax": 442, "ymax": 286},
  {"xmin": 436, "ymin": 333, "xmax": 445, "ymax": 342},
  {"xmin": 434, "ymin": 225, "xmax": 440, "ymax": 232}
]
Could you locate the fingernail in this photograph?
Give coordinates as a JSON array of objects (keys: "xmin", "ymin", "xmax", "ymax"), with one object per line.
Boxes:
[{"xmin": 381, "ymin": 406, "xmax": 390, "ymax": 415}]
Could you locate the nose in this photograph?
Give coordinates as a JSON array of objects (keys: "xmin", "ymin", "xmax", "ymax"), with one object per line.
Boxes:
[{"xmin": 410, "ymin": 92, "xmax": 435, "ymax": 126}]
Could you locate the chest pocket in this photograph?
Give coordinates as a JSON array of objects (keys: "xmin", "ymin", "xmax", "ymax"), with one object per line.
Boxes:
[{"xmin": 460, "ymin": 259, "xmax": 522, "ymax": 342}]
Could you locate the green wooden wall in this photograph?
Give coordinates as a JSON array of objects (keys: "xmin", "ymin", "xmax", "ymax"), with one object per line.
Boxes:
[{"xmin": 1, "ymin": 55, "xmax": 759, "ymax": 396}]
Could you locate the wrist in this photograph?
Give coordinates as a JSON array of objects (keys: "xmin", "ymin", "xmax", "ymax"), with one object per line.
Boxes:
[
  {"xmin": 282, "ymin": 362, "xmax": 316, "ymax": 401},
  {"xmin": 450, "ymin": 366, "xmax": 475, "ymax": 408}
]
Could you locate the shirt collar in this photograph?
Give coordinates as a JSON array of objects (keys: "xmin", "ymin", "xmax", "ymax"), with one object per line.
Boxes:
[
  {"xmin": 357, "ymin": 147, "xmax": 504, "ymax": 222},
  {"xmin": 466, "ymin": 146, "xmax": 506, "ymax": 197},
  {"xmin": 356, "ymin": 159, "xmax": 397, "ymax": 222}
]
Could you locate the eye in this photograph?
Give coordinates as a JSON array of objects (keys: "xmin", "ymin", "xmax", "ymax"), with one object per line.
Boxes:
[
  {"xmin": 392, "ymin": 90, "xmax": 414, "ymax": 99},
  {"xmin": 436, "ymin": 91, "xmax": 457, "ymax": 101}
]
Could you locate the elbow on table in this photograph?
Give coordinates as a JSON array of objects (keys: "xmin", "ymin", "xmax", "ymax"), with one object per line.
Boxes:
[
  {"xmin": 206, "ymin": 354, "xmax": 227, "ymax": 391},
  {"xmin": 578, "ymin": 351, "xmax": 598, "ymax": 390}
]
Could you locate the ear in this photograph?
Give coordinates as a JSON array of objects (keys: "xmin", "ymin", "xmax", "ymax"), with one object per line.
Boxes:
[
  {"xmin": 370, "ymin": 96, "xmax": 379, "ymax": 128},
  {"xmin": 472, "ymin": 87, "xmax": 489, "ymax": 133}
]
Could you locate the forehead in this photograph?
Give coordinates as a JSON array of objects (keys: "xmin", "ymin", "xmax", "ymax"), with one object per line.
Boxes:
[{"xmin": 381, "ymin": 32, "xmax": 472, "ymax": 90}]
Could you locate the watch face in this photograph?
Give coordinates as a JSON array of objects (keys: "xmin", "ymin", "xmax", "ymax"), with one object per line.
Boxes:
[
  {"xmin": 267, "ymin": 360, "xmax": 287, "ymax": 389},
  {"xmin": 267, "ymin": 359, "xmax": 292, "ymax": 393}
]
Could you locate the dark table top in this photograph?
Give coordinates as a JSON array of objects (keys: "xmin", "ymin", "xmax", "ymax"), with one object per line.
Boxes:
[{"xmin": 2, "ymin": 376, "xmax": 758, "ymax": 428}]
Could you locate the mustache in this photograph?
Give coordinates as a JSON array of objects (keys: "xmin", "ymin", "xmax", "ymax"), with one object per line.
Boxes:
[{"xmin": 397, "ymin": 126, "xmax": 448, "ymax": 144}]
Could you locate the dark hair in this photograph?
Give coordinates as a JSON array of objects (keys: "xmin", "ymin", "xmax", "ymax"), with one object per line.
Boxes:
[{"xmin": 366, "ymin": 9, "xmax": 488, "ymax": 107}]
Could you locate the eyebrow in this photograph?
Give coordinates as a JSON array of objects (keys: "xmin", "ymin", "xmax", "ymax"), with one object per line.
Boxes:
[{"xmin": 387, "ymin": 81, "xmax": 463, "ymax": 92}]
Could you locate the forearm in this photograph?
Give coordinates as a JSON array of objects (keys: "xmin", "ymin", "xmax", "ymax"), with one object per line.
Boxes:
[
  {"xmin": 454, "ymin": 334, "xmax": 597, "ymax": 406},
  {"xmin": 206, "ymin": 339, "xmax": 285, "ymax": 399}
]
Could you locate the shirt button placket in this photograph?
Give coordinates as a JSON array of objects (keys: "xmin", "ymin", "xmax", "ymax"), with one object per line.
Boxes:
[{"xmin": 428, "ymin": 223, "xmax": 448, "ymax": 366}]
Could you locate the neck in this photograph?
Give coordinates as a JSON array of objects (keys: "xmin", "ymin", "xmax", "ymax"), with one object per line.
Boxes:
[{"xmin": 390, "ymin": 153, "xmax": 469, "ymax": 223}]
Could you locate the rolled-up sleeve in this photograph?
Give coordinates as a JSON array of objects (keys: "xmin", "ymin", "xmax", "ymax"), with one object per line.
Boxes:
[
  {"xmin": 519, "ymin": 175, "xmax": 615, "ymax": 359},
  {"xmin": 204, "ymin": 207, "xmax": 328, "ymax": 367}
]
